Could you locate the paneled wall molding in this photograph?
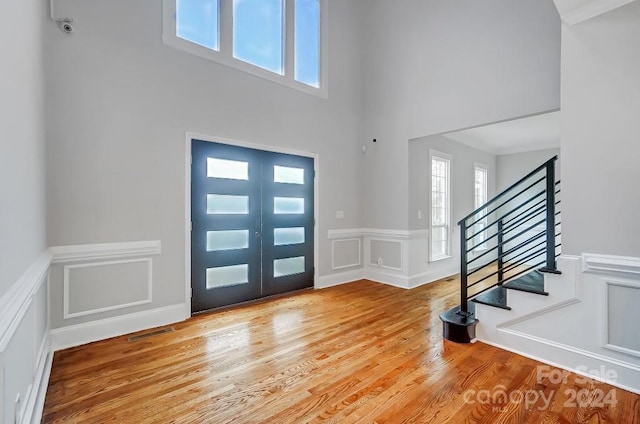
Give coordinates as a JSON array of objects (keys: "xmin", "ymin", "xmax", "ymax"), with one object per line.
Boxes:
[
  {"xmin": 0, "ymin": 250, "xmax": 52, "ymax": 352},
  {"xmin": 555, "ymin": 0, "xmax": 636, "ymax": 25},
  {"xmin": 368, "ymin": 239, "xmax": 403, "ymax": 271},
  {"xmin": 603, "ymin": 278, "xmax": 640, "ymax": 359},
  {"xmin": 62, "ymin": 258, "xmax": 154, "ymax": 320},
  {"xmin": 583, "ymin": 252, "xmax": 640, "ymax": 275},
  {"xmin": 51, "ymin": 240, "xmax": 162, "ymax": 264},
  {"xmin": 331, "ymin": 238, "xmax": 361, "ymax": 270},
  {"xmin": 324, "ymin": 228, "xmax": 445, "ymax": 289},
  {"xmin": 0, "ymin": 250, "xmax": 53, "ymax": 424}
]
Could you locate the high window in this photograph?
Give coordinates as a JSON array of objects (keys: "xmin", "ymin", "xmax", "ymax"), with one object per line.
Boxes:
[
  {"xmin": 164, "ymin": 0, "xmax": 324, "ymax": 95},
  {"xmin": 473, "ymin": 165, "xmax": 488, "ymax": 250},
  {"xmin": 430, "ymin": 152, "xmax": 451, "ymax": 261}
]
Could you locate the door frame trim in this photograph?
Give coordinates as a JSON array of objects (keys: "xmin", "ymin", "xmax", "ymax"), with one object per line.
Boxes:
[{"xmin": 184, "ymin": 131, "xmax": 320, "ymax": 316}]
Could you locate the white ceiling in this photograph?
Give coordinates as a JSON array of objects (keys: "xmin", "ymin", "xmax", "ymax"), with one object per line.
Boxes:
[{"xmin": 442, "ymin": 111, "xmax": 561, "ymax": 156}]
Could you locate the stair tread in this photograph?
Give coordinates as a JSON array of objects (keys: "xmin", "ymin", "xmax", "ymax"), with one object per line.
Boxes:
[
  {"xmin": 439, "ymin": 302, "xmax": 477, "ymax": 327},
  {"xmin": 471, "ymin": 286, "xmax": 511, "ymax": 310},
  {"xmin": 503, "ymin": 270, "xmax": 548, "ymax": 295}
]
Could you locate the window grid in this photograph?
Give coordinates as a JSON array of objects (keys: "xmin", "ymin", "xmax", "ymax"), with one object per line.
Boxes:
[
  {"xmin": 431, "ymin": 155, "xmax": 450, "ymax": 261},
  {"xmin": 164, "ymin": 0, "xmax": 324, "ymax": 95}
]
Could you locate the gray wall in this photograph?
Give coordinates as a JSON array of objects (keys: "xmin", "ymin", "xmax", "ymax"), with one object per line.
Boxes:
[
  {"xmin": 409, "ymin": 135, "xmax": 497, "ymax": 231},
  {"xmin": 0, "ymin": 0, "xmax": 48, "ymax": 421},
  {"xmin": 561, "ymin": 1, "xmax": 640, "ymax": 256},
  {"xmin": 360, "ymin": 0, "xmax": 561, "ymax": 231},
  {"xmin": 408, "ymin": 135, "xmax": 496, "ymax": 279},
  {"xmin": 496, "ymin": 148, "xmax": 561, "ymax": 192},
  {"xmin": 45, "ymin": 0, "xmax": 364, "ymax": 324},
  {"xmin": 0, "ymin": 0, "xmax": 47, "ymax": 297}
]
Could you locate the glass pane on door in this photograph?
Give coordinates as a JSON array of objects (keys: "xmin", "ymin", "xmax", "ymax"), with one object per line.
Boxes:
[
  {"xmin": 273, "ymin": 256, "xmax": 305, "ymax": 278},
  {"xmin": 206, "ymin": 264, "xmax": 249, "ymax": 289}
]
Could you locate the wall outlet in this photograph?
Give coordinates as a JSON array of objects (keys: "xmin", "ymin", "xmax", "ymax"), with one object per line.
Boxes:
[
  {"xmin": 336, "ymin": 211, "xmax": 344, "ymax": 219},
  {"xmin": 418, "ymin": 210, "xmax": 422, "ymax": 219},
  {"xmin": 377, "ymin": 258, "xmax": 383, "ymax": 267}
]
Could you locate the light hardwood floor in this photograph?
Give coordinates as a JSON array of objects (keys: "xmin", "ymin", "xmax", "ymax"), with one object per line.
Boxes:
[{"xmin": 43, "ymin": 278, "xmax": 639, "ymax": 423}]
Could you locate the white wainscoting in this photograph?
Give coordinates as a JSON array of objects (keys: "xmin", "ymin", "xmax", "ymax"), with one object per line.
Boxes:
[
  {"xmin": 369, "ymin": 239, "xmax": 403, "ymax": 271},
  {"xmin": 63, "ymin": 258, "xmax": 153, "ymax": 319},
  {"xmin": 49, "ymin": 240, "xmax": 189, "ymax": 351},
  {"xmin": 604, "ymin": 279, "xmax": 640, "ymax": 358},
  {"xmin": 0, "ymin": 250, "xmax": 52, "ymax": 424},
  {"xmin": 331, "ymin": 238, "xmax": 361, "ymax": 270},
  {"xmin": 322, "ymin": 228, "xmax": 449, "ymax": 289},
  {"xmin": 50, "ymin": 240, "xmax": 161, "ymax": 264},
  {"xmin": 50, "ymin": 303, "xmax": 187, "ymax": 351},
  {"xmin": 475, "ymin": 254, "xmax": 640, "ymax": 394}
]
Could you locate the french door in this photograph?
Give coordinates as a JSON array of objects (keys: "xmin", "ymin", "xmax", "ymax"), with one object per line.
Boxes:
[{"xmin": 191, "ymin": 140, "xmax": 314, "ymax": 313}]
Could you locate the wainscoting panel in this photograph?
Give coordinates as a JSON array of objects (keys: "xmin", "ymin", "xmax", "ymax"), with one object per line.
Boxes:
[
  {"xmin": 369, "ymin": 239, "xmax": 402, "ymax": 271},
  {"xmin": 606, "ymin": 279, "xmax": 640, "ymax": 357},
  {"xmin": 324, "ymin": 229, "xmax": 445, "ymax": 289},
  {"xmin": 331, "ymin": 239, "xmax": 361, "ymax": 270},
  {"xmin": 478, "ymin": 255, "xmax": 640, "ymax": 394},
  {"xmin": 0, "ymin": 250, "xmax": 52, "ymax": 424},
  {"xmin": 63, "ymin": 259, "xmax": 153, "ymax": 319}
]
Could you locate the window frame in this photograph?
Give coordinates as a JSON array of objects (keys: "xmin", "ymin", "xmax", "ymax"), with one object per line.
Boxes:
[
  {"xmin": 429, "ymin": 150, "xmax": 452, "ymax": 262},
  {"xmin": 473, "ymin": 163, "xmax": 489, "ymax": 251},
  {"xmin": 162, "ymin": 0, "xmax": 328, "ymax": 98}
]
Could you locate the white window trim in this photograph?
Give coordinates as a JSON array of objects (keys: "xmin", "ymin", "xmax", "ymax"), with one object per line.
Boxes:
[
  {"xmin": 429, "ymin": 150, "xmax": 452, "ymax": 262},
  {"xmin": 473, "ymin": 163, "xmax": 489, "ymax": 252},
  {"xmin": 162, "ymin": 0, "xmax": 328, "ymax": 98}
]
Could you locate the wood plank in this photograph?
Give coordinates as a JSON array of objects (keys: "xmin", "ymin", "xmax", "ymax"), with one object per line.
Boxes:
[{"xmin": 42, "ymin": 278, "xmax": 640, "ymax": 423}]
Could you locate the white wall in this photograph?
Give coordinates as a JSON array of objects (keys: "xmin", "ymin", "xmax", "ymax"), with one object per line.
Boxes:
[
  {"xmin": 561, "ymin": 0, "xmax": 640, "ymax": 256},
  {"xmin": 361, "ymin": 0, "xmax": 561, "ymax": 230},
  {"xmin": 44, "ymin": 0, "xmax": 364, "ymax": 326},
  {"xmin": 496, "ymin": 148, "xmax": 561, "ymax": 192},
  {"xmin": 0, "ymin": 0, "xmax": 47, "ymax": 298}
]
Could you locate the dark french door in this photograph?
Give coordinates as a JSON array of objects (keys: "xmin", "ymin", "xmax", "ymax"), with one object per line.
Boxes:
[{"xmin": 191, "ymin": 140, "xmax": 314, "ymax": 313}]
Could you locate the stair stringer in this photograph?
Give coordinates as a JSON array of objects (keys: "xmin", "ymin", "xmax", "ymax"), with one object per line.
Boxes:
[{"xmin": 474, "ymin": 255, "xmax": 640, "ymax": 394}]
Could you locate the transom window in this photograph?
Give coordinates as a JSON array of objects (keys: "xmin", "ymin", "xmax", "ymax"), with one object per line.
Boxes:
[
  {"xmin": 163, "ymin": 0, "xmax": 325, "ymax": 96},
  {"xmin": 430, "ymin": 151, "xmax": 451, "ymax": 261}
]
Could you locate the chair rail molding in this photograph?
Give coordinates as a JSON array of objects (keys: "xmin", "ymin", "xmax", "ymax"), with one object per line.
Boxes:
[
  {"xmin": 0, "ymin": 250, "xmax": 52, "ymax": 352},
  {"xmin": 50, "ymin": 240, "xmax": 162, "ymax": 264},
  {"xmin": 583, "ymin": 252, "xmax": 640, "ymax": 275}
]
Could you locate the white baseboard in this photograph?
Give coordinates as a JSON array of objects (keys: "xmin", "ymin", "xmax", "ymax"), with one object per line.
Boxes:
[
  {"xmin": 408, "ymin": 266, "xmax": 458, "ymax": 288},
  {"xmin": 364, "ymin": 269, "xmax": 409, "ymax": 289},
  {"xmin": 479, "ymin": 334, "xmax": 640, "ymax": 395},
  {"xmin": 50, "ymin": 303, "xmax": 189, "ymax": 351},
  {"xmin": 316, "ymin": 269, "xmax": 364, "ymax": 289},
  {"xmin": 316, "ymin": 268, "xmax": 455, "ymax": 291},
  {"xmin": 23, "ymin": 335, "xmax": 53, "ymax": 424}
]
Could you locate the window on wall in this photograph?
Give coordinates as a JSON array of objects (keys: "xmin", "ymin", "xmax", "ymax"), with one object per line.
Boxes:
[
  {"xmin": 163, "ymin": 0, "xmax": 324, "ymax": 95},
  {"xmin": 431, "ymin": 152, "xmax": 451, "ymax": 261},
  {"xmin": 473, "ymin": 165, "xmax": 488, "ymax": 250}
]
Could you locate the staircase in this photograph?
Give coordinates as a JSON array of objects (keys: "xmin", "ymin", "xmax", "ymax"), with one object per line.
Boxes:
[{"xmin": 440, "ymin": 156, "xmax": 561, "ymax": 343}]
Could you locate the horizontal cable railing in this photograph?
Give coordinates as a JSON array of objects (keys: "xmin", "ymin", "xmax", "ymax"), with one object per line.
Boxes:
[{"xmin": 458, "ymin": 155, "xmax": 561, "ymax": 317}]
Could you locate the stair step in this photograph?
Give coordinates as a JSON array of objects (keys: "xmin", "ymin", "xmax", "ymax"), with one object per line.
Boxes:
[
  {"xmin": 439, "ymin": 302, "xmax": 478, "ymax": 344},
  {"xmin": 503, "ymin": 270, "xmax": 548, "ymax": 295},
  {"xmin": 471, "ymin": 286, "xmax": 511, "ymax": 310}
]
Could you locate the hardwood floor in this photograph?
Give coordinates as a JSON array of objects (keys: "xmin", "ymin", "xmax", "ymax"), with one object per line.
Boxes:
[{"xmin": 43, "ymin": 278, "xmax": 639, "ymax": 423}]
